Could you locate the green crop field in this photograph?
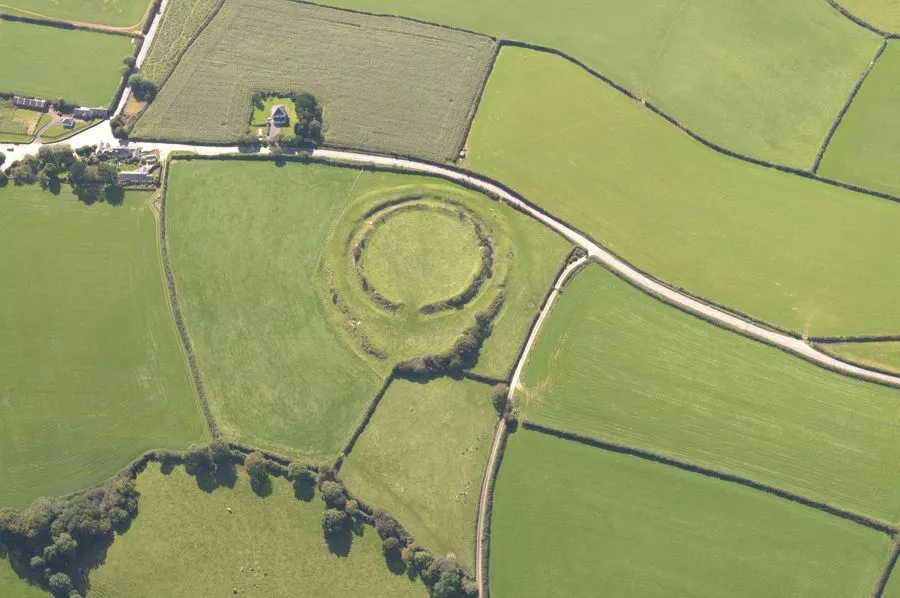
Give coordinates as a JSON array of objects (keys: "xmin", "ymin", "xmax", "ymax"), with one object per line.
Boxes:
[
  {"xmin": 826, "ymin": 341, "xmax": 900, "ymax": 375},
  {"xmin": 490, "ymin": 430, "xmax": 891, "ymax": 597},
  {"xmin": 340, "ymin": 378, "xmax": 497, "ymax": 567},
  {"xmin": 0, "ymin": 100, "xmax": 48, "ymax": 143},
  {"xmin": 519, "ymin": 264, "xmax": 900, "ymax": 521},
  {"xmin": 0, "ymin": 186, "xmax": 206, "ymax": 509},
  {"xmin": 316, "ymin": 169, "xmax": 568, "ymax": 380},
  {"xmin": 89, "ymin": 463, "xmax": 425, "ymax": 597},
  {"xmin": 0, "ymin": 20, "xmax": 133, "ymax": 106},
  {"xmin": 837, "ymin": 0, "xmax": 900, "ymax": 32},
  {"xmin": 134, "ymin": 0, "xmax": 495, "ymax": 160},
  {"xmin": 165, "ymin": 159, "xmax": 380, "ymax": 461},
  {"xmin": 0, "ymin": 0, "xmax": 150, "ymax": 27},
  {"xmin": 320, "ymin": 0, "xmax": 876, "ymax": 167},
  {"xmin": 139, "ymin": 0, "xmax": 221, "ymax": 84},
  {"xmin": 465, "ymin": 47, "xmax": 900, "ymax": 337},
  {"xmin": 819, "ymin": 41, "xmax": 900, "ymax": 197}
]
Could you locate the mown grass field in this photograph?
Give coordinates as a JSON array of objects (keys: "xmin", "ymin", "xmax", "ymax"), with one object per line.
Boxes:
[
  {"xmin": 490, "ymin": 430, "xmax": 891, "ymax": 597},
  {"xmin": 134, "ymin": 0, "xmax": 494, "ymax": 160},
  {"xmin": 0, "ymin": 20, "xmax": 133, "ymax": 106},
  {"xmin": 819, "ymin": 41, "xmax": 900, "ymax": 197},
  {"xmin": 317, "ymin": 170, "xmax": 568, "ymax": 380},
  {"xmin": 0, "ymin": 100, "xmax": 48, "ymax": 143},
  {"xmin": 520, "ymin": 265, "xmax": 900, "ymax": 521},
  {"xmin": 89, "ymin": 463, "xmax": 425, "ymax": 597},
  {"xmin": 40, "ymin": 119, "xmax": 95, "ymax": 142},
  {"xmin": 362, "ymin": 209, "xmax": 483, "ymax": 308},
  {"xmin": 139, "ymin": 0, "xmax": 221, "ymax": 84},
  {"xmin": 320, "ymin": 0, "xmax": 876, "ymax": 167},
  {"xmin": 165, "ymin": 159, "xmax": 380, "ymax": 461},
  {"xmin": 0, "ymin": 0, "xmax": 149, "ymax": 27},
  {"xmin": 340, "ymin": 378, "xmax": 496, "ymax": 567},
  {"xmin": 826, "ymin": 341, "xmax": 900, "ymax": 375},
  {"xmin": 837, "ymin": 0, "xmax": 900, "ymax": 32},
  {"xmin": 466, "ymin": 48, "xmax": 900, "ymax": 336},
  {"xmin": 0, "ymin": 186, "xmax": 206, "ymax": 509}
]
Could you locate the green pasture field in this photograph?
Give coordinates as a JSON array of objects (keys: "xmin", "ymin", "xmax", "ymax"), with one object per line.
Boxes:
[
  {"xmin": 885, "ymin": 567, "xmax": 900, "ymax": 598},
  {"xmin": 340, "ymin": 378, "xmax": 496, "ymax": 567},
  {"xmin": 165, "ymin": 159, "xmax": 380, "ymax": 461},
  {"xmin": 0, "ymin": 20, "xmax": 133, "ymax": 107},
  {"xmin": 320, "ymin": 0, "xmax": 876, "ymax": 167},
  {"xmin": 250, "ymin": 96, "xmax": 295, "ymax": 128},
  {"xmin": 837, "ymin": 0, "xmax": 900, "ymax": 32},
  {"xmin": 825, "ymin": 341, "xmax": 900, "ymax": 375},
  {"xmin": 520, "ymin": 265, "xmax": 900, "ymax": 521},
  {"xmin": 490, "ymin": 430, "xmax": 891, "ymax": 597},
  {"xmin": 139, "ymin": 0, "xmax": 220, "ymax": 84},
  {"xmin": 40, "ymin": 119, "xmax": 95, "ymax": 142},
  {"xmin": 819, "ymin": 42, "xmax": 900, "ymax": 197},
  {"xmin": 466, "ymin": 48, "xmax": 900, "ymax": 337},
  {"xmin": 0, "ymin": 559, "xmax": 43, "ymax": 598},
  {"xmin": 0, "ymin": 101, "xmax": 48, "ymax": 143},
  {"xmin": 89, "ymin": 463, "xmax": 425, "ymax": 597},
  {"xmin": 362, "ymin": 209, "xmax": 483, "ymax": 308},
  {"xmin": 317, "ymin": 170, "xmax": 568, "ymax": 380},
  {"xmin": 134, "ymin": 0, "xmax": 495, "ymax": 160},
  {"xmin": 0, "ymin": 0, "xmax": 150, "ymax": 27},
  {"xmin": 0, "ymin": 186, "xmax": 206, "ymax": 509}
]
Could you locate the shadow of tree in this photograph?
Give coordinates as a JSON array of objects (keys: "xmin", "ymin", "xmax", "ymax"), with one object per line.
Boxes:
[
  {"xmin": 325, "ymin": 527, "xmax": 353, "ymax": 557},
  {"xmin": 214, "ymin": 462, "xmax": 238, "ymax": 490},
  {"xmin": 293, "ymin": 478, "xmax": 315, "ymax": 502},
  {"xmin": 250, "ymin": 475, "xmax": 272, "ymax": 498}
]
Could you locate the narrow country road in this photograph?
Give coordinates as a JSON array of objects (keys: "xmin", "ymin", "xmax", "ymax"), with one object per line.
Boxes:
[
  {"xmin": 114, "ymin": 0, "xmax": 170, "ymax": 116},
  {"xmin": 472, "ymin": 254, "xmax": 588, "ymax": 595},
  {"xmin": 5, "ymin": 131, "xmax": 900, "ymax": 597}
]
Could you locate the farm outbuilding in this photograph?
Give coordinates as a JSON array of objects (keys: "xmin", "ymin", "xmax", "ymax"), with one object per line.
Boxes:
[
  {"xmin": 74, "ymin": 106, "xmax": 108, "ymax": 120},
  {"xmin": 12, "ymin": 96, "xmax": 48, "ymax": 111}
]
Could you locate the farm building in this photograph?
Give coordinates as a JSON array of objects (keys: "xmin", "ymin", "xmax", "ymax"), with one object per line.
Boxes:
[
  {"xmin": 271, "ymin": 104, "xmax": 290, "ymax": 126},
  {"xmin": 12, "ymin": 96, "xmax": 48, "ymax": 111},
  {"xmin": 62, "ymin": 117, "xmax": 75, "ymax": 129},
  {"xmin": 74, "ymin": 106, "xmax": 108, "ymax": 120},
  {"xmin": 98, "ymin": 142, "xmax": 142, "ymax": 161},
  {"xmin": 118, "ymin": 171, "xmax": 154, "ymax": 184}
]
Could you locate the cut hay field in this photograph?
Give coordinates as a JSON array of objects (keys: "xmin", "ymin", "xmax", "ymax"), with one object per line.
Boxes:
[
  {"xmin": 465, "ymin": 47, "xmax": 900, "ymax": 337},
  {"xmin": 316, "ymin": 170, "xmax": 568, "ymax": 380},
  {"xmin": 134, "ymin": 0, "xmax": 495, "ymax": 160},
  {"xmin": 138, "ymin": 0, "xmax": 221, "ymax": 84},
  {"xmin": 0, "ymin": 20, "xmax": 133, "ymax": 106},
  {"xmin": 0, "ymin": 0, "xmax": 150, "ymax": 27},
  {"xmin": 0, "ymin": 100, "xmax": 48, "ymax": 143},
  {"xmin": 89, "ymin": 463, "xmax": 425, "ymax": 597},
  {"xmin": 836, "ymin": 0, "xmax": 900, "ymax": 32},
  {"xmin": 819, "ymin": 41, "xmax": 900, "ymax": 197},
  {"xmin": 320, "ymin": 0, "xmax": 877, "ymax": 167},
  {"xmin": 0, "ymin": 186, "xmax": 206, "ymax": 509},
  {"xmin": 340, "ymin": 378, "xmax": 496, "ymax": 567},
  {"xmin": 165, "ymin": 159, "xmax": 380, "ymax": 461},
  {"xmin": 825, "ymin": 341, "xmax": 900, "ymax": 376},
  {"xmin": 490, "ymin": 430, "xmax": 891, "ymax": 598},
  {"xmin": 519, "ymin": 264, "xmax": 900, "ymax": 521}
]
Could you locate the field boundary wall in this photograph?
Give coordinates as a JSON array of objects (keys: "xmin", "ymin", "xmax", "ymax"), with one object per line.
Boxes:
[
  {"xmin": 521, "ymin": 421, "xmax": 897, "ymax": 535},
  {"xmin": 874, "ymin": 541, "xmax": 900, "ymax": 597},
  {"xmin": 824, "ymin": 0, "xmax": 893, "ymax": 36},
  {"xmin": 158, "ymin": 159, "xmax": 218, "ymax": 438},
  {"xmin": 811, "ymin": 343, "xmax": 900, "ymax": 379},
  {"xmin": 0, "ymin": 11, "xmax": 139, "ymax": 37},
  {"xmin": 812, "ymin": 335, "xmax": 900, "ymax": 344},
  {"xmin": 454, "ymin": 41, "xmax": 501, "ymax": 162},
  {"xmin": 811, "ymin": 38, "xmax": 889, "ymax": 173}
]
